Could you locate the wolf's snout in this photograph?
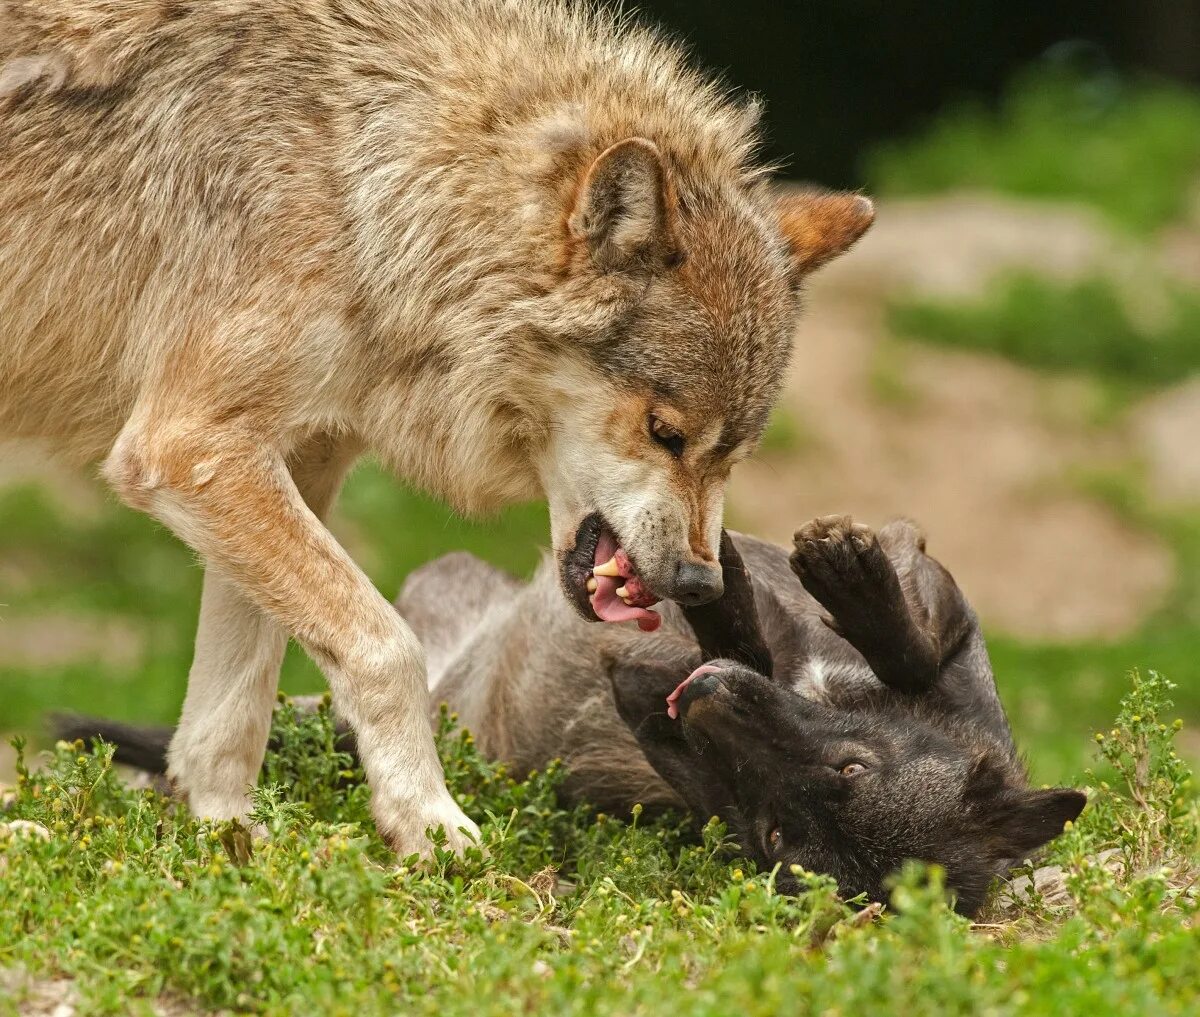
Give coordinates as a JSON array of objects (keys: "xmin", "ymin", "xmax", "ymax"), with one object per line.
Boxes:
[{"xmin": 670, "ymin": 560, "xmax": 724, "ymax": 606}]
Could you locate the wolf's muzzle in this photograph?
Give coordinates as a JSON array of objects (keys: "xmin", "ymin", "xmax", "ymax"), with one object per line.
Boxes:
[{"xmin": 671, "ymin": 559, "xmax": 724, "ymax": 606}]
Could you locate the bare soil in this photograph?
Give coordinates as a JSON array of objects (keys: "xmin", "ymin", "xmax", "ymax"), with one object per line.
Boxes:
[{"xmin": 728, "ymin": 193, "xmax": 1191, "ymax": 641}]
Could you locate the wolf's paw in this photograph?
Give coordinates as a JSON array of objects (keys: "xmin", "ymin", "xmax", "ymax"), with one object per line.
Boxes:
[
  {"xmin": 374, "ymin": 788, "xmax": 482, "ymax": 861},
  {"xmin": 790, "ymin": 514, "xmax": 893, "ymax": 617}
]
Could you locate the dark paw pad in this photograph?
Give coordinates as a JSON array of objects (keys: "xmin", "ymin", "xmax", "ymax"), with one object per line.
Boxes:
[{"xmin": 790, "ymin": 515, "xmax": 894, "ymax": 614}]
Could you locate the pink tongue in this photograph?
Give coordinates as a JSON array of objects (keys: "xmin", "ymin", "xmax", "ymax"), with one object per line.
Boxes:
[
  {"xmin": 666, "ymin": 664, "xmax": 723, "ymax": 720},
  {"xmin": 591, "ymin": 530, "xmax": 661, "ymax": 632}
]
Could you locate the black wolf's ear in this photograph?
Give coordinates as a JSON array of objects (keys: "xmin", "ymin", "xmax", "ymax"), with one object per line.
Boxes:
[
  {"xmin": 569, "ymin": 138, "xmax": 682, "ymax": 273},
  {"xmin": 776, "ymin": 190, "xmax": 875, "ymax": 282},
  {"xmin": 609, "ymin": 660, "xmax": 739, "ymax": 826},
  {"xmin": 610, "ymin": 659, "xmax": 691, "ymax": 731},
  {"xmin": 987, "ymin": 788, "xmax": 1087, "ymax": 859}
]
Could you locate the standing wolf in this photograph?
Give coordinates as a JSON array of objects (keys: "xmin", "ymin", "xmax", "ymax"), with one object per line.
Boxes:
[{"xmin": 0, "ymin": 0, "xmax": 873, "ymax": 856}]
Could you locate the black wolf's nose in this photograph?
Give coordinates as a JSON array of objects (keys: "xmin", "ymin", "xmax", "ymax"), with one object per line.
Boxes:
[{"xmin": 673, "ymin": 561, "xmax": 724, "ymax": 606}]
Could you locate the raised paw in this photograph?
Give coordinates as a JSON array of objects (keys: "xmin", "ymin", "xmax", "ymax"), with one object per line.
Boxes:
[
  {"xmin": 789, "ymin": 514, "xmax": 896, "ymax": 621},
  {"xmin": 375, "ymin": 788, "xmax": 482, "ymax": 861}
]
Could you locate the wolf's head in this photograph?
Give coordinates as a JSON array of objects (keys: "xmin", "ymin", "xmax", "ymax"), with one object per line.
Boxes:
[
  {"xmin": 529, "ymin": 138, "xmax": 873, "ymax": 624},
  {"xmin": 613, "ymin": 660, "xmax": 1085, "ymax": 916}
]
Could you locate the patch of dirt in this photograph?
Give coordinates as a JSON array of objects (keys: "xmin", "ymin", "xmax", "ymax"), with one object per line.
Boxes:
[
  {"xmin": 729, "ymin": 194, "xmax": 1181, "ymax": 641},
  {"xmin": 1132, "ymin": 376, "xmax": 1200, "ymax": 505},
  {"xmin": 0, "ymin": 970, "xmax": 219, "ymax": 1016},
  {"xmin": 0, "ymin": 614, "xmax": 145, "ymax": 672}
]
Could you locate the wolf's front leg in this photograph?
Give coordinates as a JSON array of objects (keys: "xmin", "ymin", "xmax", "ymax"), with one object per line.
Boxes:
[{"xmin": 104, "ymin": 422, "xmax": 479, "ymax": 858}]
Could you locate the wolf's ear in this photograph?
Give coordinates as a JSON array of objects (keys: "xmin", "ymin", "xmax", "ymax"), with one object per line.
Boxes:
[
  {"xmin": 776, "ymin": 191, "xmax": 875, "ymax": 282},
  {"xmin": 986, "ymin": 788, "xmax": 1087, "ymax": 859},
  {"xmin": 568, "ymin": 138, "xmax": 682, "ymax": 273},
  {"xmin": 609, "ymin": 659, "xmax": 739, "ymax": 825},
  {"xmin": 610, "ymin": 659, "xmax": 692, "ymax": 731}
]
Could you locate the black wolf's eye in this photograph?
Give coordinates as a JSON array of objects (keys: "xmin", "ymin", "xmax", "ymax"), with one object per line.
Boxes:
[
  {"xmin": 839, "ymin": 762, "xmax": 868, "ymax": 777},
  {"xmin": 767, "ymin": 826, "xmax": 782, "ymax": 850},
  {"xmin": 649, "ymin": 415, "xmax": 685, "ymax": 458}
]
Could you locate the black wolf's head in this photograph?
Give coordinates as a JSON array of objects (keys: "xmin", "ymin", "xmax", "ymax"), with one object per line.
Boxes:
[{"xmin": 612, "ymin": 659, "xmax": 1085, "ymax": 916}]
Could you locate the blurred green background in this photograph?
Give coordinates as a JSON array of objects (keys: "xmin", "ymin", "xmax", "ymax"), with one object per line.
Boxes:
[{"xmin": 3, "ymin": 7, "xmax": 1200, "ymax": 789}]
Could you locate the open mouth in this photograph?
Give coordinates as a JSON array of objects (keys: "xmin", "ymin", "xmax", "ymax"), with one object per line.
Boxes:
[
  {"xmin": 666, "ymin": 664, "xmax": 723, "ymax": 719},
  {"xmin": 564, "ymin": 513, "xmax": 662, "ymax": 632}
]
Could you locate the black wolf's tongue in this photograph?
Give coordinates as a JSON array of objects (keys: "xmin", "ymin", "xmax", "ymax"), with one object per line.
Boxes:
[{"xmin": 591, "ymin": 531, "xmax": 661, "ymax": 632}]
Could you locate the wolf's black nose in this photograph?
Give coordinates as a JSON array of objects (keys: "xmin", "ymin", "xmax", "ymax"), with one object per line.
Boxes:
[{"xmin": 672, "ymin": 561, "xmax": 724, "ymax": 606}]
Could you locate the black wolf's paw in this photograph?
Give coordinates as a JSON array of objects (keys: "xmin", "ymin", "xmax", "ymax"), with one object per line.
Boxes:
[{"xmin": 789, "ymin": 515, "xmax": 895, "ymax": 621}]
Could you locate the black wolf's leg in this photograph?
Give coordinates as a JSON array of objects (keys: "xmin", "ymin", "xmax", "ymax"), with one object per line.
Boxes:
[
  {"xmin": 789, "ymin": 516, "xmax": 949, "ymax": 694},
  {"xmin": 682, "ymin": 530, "xmax": 774, "ymax": 678}
]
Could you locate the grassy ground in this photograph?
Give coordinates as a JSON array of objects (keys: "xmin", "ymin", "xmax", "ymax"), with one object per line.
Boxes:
[{"xmin": 2, "ymin": 671, "xmax": 1197, "ymax": 1016}]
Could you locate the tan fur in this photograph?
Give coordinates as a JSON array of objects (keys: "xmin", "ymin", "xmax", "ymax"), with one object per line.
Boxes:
[{"xmin": 0, "ymin": 0, "xmax": 872, "ymax": 855}]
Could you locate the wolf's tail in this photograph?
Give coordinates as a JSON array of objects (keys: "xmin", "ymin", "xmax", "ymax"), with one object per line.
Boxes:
[{"xmin": 50, "ymin": 713, "xmax": 172, "ymax": 774}]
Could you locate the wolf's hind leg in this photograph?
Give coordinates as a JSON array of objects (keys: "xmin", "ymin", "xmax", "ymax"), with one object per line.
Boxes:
[
  {"xmin": 167, "ymin": 571, "xmax": 288, "ymax": 819},
  {"xmin": 789, "ymin": 515, "xmax": 945, "ymax": 694},
  {"xmin": 165, "ymin": 435, "xmax": 357, "ymax": 821}
]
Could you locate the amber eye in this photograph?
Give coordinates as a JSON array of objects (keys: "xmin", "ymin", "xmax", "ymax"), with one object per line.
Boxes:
[
  {"xmin": 839, "ymin": 762, "xmax": 868, "ymax": 777},
  {"xmin": 767, "ymin": 827, "xmax": 782, "ymax": 849},
  {"xmin": 649, "ymin": 415, "xmax": 685, "ymax": 458}
]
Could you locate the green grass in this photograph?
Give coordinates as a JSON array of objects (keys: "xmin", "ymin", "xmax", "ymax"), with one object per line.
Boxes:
[
  {"xmin": 866, "ymin": 68, "xmax": 1200, "ymax": 234},
  {"xmin": 2, "ymin": 671, "xmax": 1197, "ymax": 1016},
  {"xmin": 886, "ymin": 273, "xmax": 1200, "ymax": 397}
]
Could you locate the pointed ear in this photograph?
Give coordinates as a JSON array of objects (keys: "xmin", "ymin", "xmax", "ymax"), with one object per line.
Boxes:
[
  {"xmin": 568, "ymin": 138, "xmax": 681, "ymax": 273},
  {"xmin": 988, "ymin": 788, "xmax": 1087, "ymax": 859},
  {"xmin": 609, "ymin": 659, "xmax": 739, "ymax": 825},
  {"xmin": 776, "ymin": 190, "xmax": 875, "ymax": 281},
  {"xmin": 610, "ymin": 659, "xmax": 693, "ymax": 732}
]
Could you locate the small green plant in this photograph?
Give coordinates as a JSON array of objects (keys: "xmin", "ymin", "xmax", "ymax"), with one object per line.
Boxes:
[
  {"xmin": 260, "ymin": 693, "xmax": 372, "ymax": 826},
  {"xmin": 1053, "ymin": 669, "xmax": 1196, "ymax": 875}
]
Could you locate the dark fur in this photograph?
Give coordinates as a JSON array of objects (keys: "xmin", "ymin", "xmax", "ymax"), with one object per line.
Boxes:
[{"xmin": 57, "ymin": 515, "xmax": 1083, "ymax": 915}]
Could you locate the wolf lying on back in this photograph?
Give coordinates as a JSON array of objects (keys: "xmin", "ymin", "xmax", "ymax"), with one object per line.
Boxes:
[{"xmin": 71, "ymin": 515, "xmax": 1085, "ymax": 915}]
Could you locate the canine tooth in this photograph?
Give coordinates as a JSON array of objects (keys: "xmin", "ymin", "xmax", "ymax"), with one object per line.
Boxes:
[
  {"xmin": 593, "ymin": 558, "xmax": 621, "ymax": 577},
  {"xmin": 615, "ymin": 585, "xmax": 629, "ymax": 599},
  {"xmin": 586, "ymin": 577, "xmax": 598, "ymax": 593}
]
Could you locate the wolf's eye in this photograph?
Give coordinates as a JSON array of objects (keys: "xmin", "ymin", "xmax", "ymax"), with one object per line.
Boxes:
[
  {"xmin": 649, "ymin": 415, "xmax": 685, "ymax": 458},
  {"xmin": 839, "ymin": 762, "xmax": 868, "ymax": 777},
  {"xmin": 767, "ymin": 826, "xmax": 782, "ymax": 850}
]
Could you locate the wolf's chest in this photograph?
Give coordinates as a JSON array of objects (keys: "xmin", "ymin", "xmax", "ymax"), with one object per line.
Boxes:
[{"xmin": 787, "ymin": 657, "xmax": 879, "ymax": 704}]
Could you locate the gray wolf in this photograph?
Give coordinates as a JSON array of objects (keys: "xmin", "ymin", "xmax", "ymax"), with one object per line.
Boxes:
[
  {"xmin": 63, "ymin": 516, "xmax": 1085, "ymax": 914},
  {"xmin": 0, "ymin": 0, "xmax": 873, "ymax": 855}
]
